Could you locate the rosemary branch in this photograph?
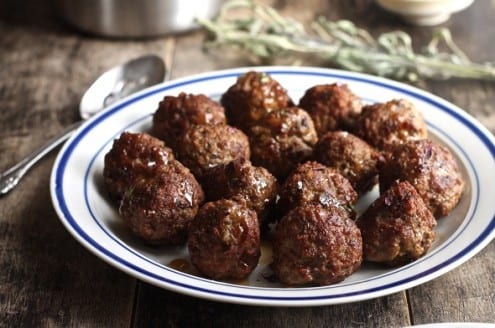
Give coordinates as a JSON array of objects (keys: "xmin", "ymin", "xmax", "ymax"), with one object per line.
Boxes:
[{"xmin": 196, "ymin": 0, "xmax": 495, "ymax": 82}]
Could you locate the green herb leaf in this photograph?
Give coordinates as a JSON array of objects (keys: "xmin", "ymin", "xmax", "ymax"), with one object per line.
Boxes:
[{"xmin": 196, "ymin": 0, "xmax": 495, "ymax": 82}]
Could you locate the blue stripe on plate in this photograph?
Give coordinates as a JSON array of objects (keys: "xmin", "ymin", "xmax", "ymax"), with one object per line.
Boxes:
[{"xmin": 54, "ymin": 68, "xmax": 495, "ymax": 303}]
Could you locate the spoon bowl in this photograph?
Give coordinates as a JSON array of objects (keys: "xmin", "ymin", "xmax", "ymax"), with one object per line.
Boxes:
[
  {"xmin": 0, "ymin": 54, "xmax": 167, "ymax": 195},
  {"xmin": 80, "ymin": 55, "xmax": 166, "ymax": 119}
]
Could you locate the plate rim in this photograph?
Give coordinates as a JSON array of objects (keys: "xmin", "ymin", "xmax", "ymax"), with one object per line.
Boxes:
[{"xmin": 50, "ymin": 66, "xmax": 495, "ymax": 306}]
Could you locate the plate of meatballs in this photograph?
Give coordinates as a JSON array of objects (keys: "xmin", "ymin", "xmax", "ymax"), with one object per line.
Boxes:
[{"xmin": 51, "ymin": 66, "xmax": 495, "ymax": 306}]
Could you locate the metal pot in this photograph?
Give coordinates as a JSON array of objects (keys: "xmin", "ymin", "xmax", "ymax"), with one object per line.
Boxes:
[{"xmin": 55, "ymin": 0, "xmax": 224, "ymax": 38}]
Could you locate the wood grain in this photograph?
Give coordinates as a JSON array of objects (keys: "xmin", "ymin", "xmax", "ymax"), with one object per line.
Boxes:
[
  {"xmin": 0, "ymin": 1, "xmax": 137, "ymax": 326},
  {"xmin": 132, "ymin": 283, "xmax": 409, "ymax": 328},
  {"xmin": 408, "ymin": 242, "xmax": 495, "ymax": 325},
  {"xmin": 0, "ymin": 0, "xmax": 493, "ymax": 326}
]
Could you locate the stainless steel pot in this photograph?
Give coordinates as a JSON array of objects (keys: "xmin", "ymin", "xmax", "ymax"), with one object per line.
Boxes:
[{"xmin": 55, "ymin": 0, "xmax": 224, "ymax": 38}]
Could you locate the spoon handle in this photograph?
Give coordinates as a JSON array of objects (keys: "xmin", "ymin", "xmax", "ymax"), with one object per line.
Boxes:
[{"xmin": 0, "ymin": 121, "xmax": 82, "ymax": 195}]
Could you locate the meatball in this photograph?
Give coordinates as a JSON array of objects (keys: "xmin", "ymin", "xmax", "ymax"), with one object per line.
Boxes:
[
  {"xmin": 277, "ymin": 161, "xmax": 358, "ymax": 216},
  {"xmin": 188, "ymin": 199, "xmax": 260, "ymax": 280},
  {"xmin": 221, "ymin": 71, "xmax": 293, "ymax": 132},
  {"xmin": 176, "ymin": 124, "xmax": 251, "ymax": 181},
  {"xmin": 313, "ymin": 131, "xmax": 379, "ymax": 195},
  {"xmin": 357, "ymin": 180, "xmax": 436, "ymax": 266},
  {"xmin": 201, "ymin": 158, "xmax": 278, "ymax": 226},
  {"xmin": 276, "ymin": 161, "xmax": 358, "ymax": 219},
  {"xmin": 272, "ymin": 203, "xmax": 362, "ymax": 286},
  {"xmin": 152, "ymin": 92, "xmax": 227, "ymax": 149},
  {"xmin": 354, "ymin": 99, "xmax": 428, "ymax": 150},
  {"xmin": 249, "ymin": 107, "xmax": 318, "ymax": 179},
  {"xmin": 379, "ymin": 139, "xmax": 465, "ymax": 218},
  {"xmin": 103, "ymin": 132, "xmax": 174, "ymax": 203},
  {"xmin": 119, "ymin": 161, "xmax": 205, "ymax": 245},
  {"xmin": 298, "ymin": 83, "xmax": 362, "ymax": 136}
]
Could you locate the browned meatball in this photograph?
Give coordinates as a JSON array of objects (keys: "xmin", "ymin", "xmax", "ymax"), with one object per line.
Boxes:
[
  {"xmin": 379, "ymin": 139, "xmax": 465, "ymax": 218},
  {"xmin": 357, "ymin": 180, "xmax": 436, "ymax": 266},
  {"xmin": 221, "ymin": 71, "xmax": 293, "ymax": 132},
  {"xmin": 188, "ymin": 199, "xmax": 260, "ymax": 280},
  {"xmin": 272, "ymin": 203, "xmax": 362, "ymax": 286},
  {"xmin": 176, "ymin": 124, "xmax": 251, "ymax": 181},
  {"xmin": 276, "ymin": 161, "xmax": 358, "ymax": 219},
  {"xmin": 119, "ymin": 161, "xmax": 205, "ymax": 246},
  {"xmin": 298, "ymin": 83, "xmax": 362, "ymax": 136},
  {"xmin": 249, "ymin": 107, "xmax": 318, "ymax": 179},
  {"xmin": 152, "ymin": 92, "xmax": 227, "ymax": 149},
  {"xmin": 313, "ymin": 131, "xmax": 379, "ymax": 195},
  {"xmin": 201, "ymin": 158, "xmax": 278, "ymax": 226},
  {"xmin": 354, "ymin": 99, "xmax": 428, "ymax": 150},
  {"xmin": 103, "ymin": 132, "xmax": 174, "ymax": 203}
]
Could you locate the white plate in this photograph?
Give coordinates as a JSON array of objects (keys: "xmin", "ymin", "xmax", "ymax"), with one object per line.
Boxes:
[{"xmin": 50, "ymin": 66, "xmax": 495, "ymax": 306}]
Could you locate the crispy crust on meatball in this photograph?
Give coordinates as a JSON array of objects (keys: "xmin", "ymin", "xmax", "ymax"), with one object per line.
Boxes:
[
  {"xmin": 354, "ymin": 99, "xmax": 428, "ymax": 150},
  {"xmin": 221, "ymin": 71, "xmax": 294, "ymax": 132},
  {"xmin": 103, "ymin": 132, "xmax": 174, "ymax": 203},
  {"xmin": 313, "ymin": 131, "xmax": 379, "ymax": 195},
  {"xmin": 298, "ymin": 83, "xmax": 362, "ymax": 136},
  {"xmin": 176, "ymin": 124, "xmax": 251, "ymax": 181},
  {"xmin": 201, "ymin": 158, "xmax": 278, "ymax": 226},
  {"xmin": 379, "ymin": 139, "xmax": 465, "ymax": 218},
  {"xmin": 152, "ymin": 92, "xmax": 227, "ymax": 149},
  {"xmin": 119, "ymin": 161, "xmax": 204, "ymax": 246},
  {"xmin": 357, "ymin": 180, "xmax": 436, "ymax": 266},
  {"xmin": 248, "ymin": 107, "xmax": 318, "ymax": 179},
  {"xmin": 276, "ymin": 161, "xmax": 358, "ymax": 219},
  {"xmin": 188, "ymin": 199, "xmax": 260, "ymax": 280},
  {"xmin": 272, "ymin": 204, "xmax": 362, "ymax": 286}
]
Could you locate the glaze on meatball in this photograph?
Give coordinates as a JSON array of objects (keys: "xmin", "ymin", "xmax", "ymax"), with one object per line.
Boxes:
[
  {"xmin": 249, "ymin": 107, "xmax": 318, "ymax": 179},
  {"xmin": 152, "ymin": 92, "xmax": 227, "ymax": 150},
  {"xmin": 119, "ymin": 161, "xmax": 204, "ymax": 245},
  {"xmin": 176, "ymin": 124, "xmax": 251, "ymax": 181},
  {"xmin": 355, "ymin": 99, "xmax": 428, "ymax": 150},
  {"xmin": 201, "ymin": 158, "xmax": 278, "ymax": 226},
  {"xmin": 298, "ymin": 83, "xmax": 362, "ymax": 136},
  {"xmin": 188, "ymin": 199, "xmax": 260, "ymax": 280},
  {"xmin": 221, "ymin": 71, "xmax": 293, "ymax": 132},
  {"xmin": 357, "ymin": 180, "xmax": 436, "ymax": 266},
  {"xmin": 379, "ymin": 139, "xmax": 465, "ymax": 218},
  {"xmin": 272, "ymin": 203, "xmax": 362, "ymax": 286},
  {"xmin": 276, "ymin": 161, "xmax": 358, "ymax": 219},
  {"xmin": 313, "ymin": 131, "xmax": 379, "ymax": 195},
  {"xmin": 103, "ymin": 132, "xmax": 174, "ymax": 203}
]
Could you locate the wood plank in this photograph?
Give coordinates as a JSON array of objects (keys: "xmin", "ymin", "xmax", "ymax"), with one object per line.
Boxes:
[
  {"xmin": 1, "ymin": 0, "xmax": 493, "ymax": 326},
  {"xmin": 407, "ymin": 241, "xmax": 495, "ymax": 325},
  {"xmin": 132, "ymin": 283, "xmax": 410, "ymax": 328},
  {"xmin": 0, "ymin": 184, "xmax": 137, "ymax": 326},
  {"xmin": 0, "ymin": 0, "xmax": 172, "ymax": 325},
  {"xmin": 375, "ymin": 1, "xmax": 495, "ymax": 324},
  {"xmin": 406, "ymin": 3, "xmax": 495, "ymax": 322}
]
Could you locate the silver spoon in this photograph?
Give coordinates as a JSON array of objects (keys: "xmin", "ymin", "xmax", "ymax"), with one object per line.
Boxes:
[{"xmin": 0, "ymin": 54, "xmax": 167, "ymax": 195}]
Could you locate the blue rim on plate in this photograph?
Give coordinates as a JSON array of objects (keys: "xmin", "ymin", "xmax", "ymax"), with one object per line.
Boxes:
[{"xmin": 50, "ymin": 67, "xmax": 495, "ymax": 306}]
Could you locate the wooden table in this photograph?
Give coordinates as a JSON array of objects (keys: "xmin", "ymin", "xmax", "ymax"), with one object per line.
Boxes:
[{"xmin": 1, "ymin": 0, "xmax": 494, "ymax": 326}]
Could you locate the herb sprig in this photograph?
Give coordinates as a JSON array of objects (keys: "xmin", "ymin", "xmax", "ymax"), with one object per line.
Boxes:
[{"xmin": 196, "ymin": 0, "xmax": 495, "ymax": 82}]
